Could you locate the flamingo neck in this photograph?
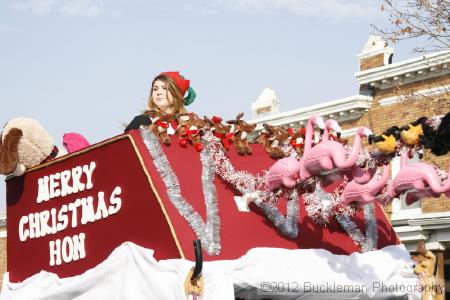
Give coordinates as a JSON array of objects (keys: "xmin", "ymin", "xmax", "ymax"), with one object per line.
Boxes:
[
  {"xmin": 304, "ymin": 119, "xmax": 315, "ymax": 154},
  {"xmin": 346, "ymin": 132, "xmax": 363, "ymax": 163},
  {"xmin": 322, "ymin": 127, "xmax": 330, "ymax": 141}
]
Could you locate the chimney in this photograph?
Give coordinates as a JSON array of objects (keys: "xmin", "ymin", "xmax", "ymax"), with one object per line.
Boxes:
[
  {"xmin": 358, "ymin": 35, "xmax": 394, "ymax": 71},
  {"xmin": 251, "ymin": 88, "xmax": 280, "ymax": 119}
]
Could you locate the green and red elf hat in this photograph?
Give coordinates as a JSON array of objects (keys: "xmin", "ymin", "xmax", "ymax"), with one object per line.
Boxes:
[{"xmin": 160, "ymin": 71, "xmax": 196, "ymax": 106}]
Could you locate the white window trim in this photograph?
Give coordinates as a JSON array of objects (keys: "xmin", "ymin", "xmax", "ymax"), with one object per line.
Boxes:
[
  {"xmin": 379, "ymin": 85, "xmax": 450, "ymax": 106},
  {"xmin": 355, "ymin": 50, "xmax": 450, "ymax": 85}
]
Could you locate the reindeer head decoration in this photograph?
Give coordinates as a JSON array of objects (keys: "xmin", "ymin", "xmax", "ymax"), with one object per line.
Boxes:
[
  {"xmin": 226, "ymin": 112, "xmax": 256, "ymax": 155},
  {"xmin": 259, "ymin": 123, "xmax": 291, "ymax": 159},
  {"xmin": 144, "ymin": 110, "xmax": 177, "ymax": 145},
  {"xmin": 176, "ymin": 113, "xmax": 208, "ymax": 151},
  {"xmin": 205, "ymin": 116, "xmax": 233, "ymax": 150}
]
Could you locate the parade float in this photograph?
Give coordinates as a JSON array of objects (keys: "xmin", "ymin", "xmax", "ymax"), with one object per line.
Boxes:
[{"xmin": 1, "ymin": 99, "xmax": 450, "ymax": 298}]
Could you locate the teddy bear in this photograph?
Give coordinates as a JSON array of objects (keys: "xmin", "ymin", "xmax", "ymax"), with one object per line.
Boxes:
[{"xmin": 0, "ymin": 117, "xmax": 66, "ymax": 176}]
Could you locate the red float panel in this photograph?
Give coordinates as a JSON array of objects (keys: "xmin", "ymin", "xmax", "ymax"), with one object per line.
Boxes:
[{"xmin": 6, "ymin": 131, "xmax": 399, "ymax": 282}]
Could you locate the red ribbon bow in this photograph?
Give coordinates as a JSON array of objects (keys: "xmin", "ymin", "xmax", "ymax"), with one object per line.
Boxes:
[
  {"xmin": 213, "ymin": 131, "xmax": 234, "ymax": 149},
  {"xmin": 155, "ymin": 120, "xmax": 178, "ymax": 130},
  {"xmin": 155, "ymin": 120, "xmax": 169, "ymax": 129},
  {"xmin": 287, "ymin": 128, "xmax": 304, "ymax": 148},
  {"xmin": 211, "ymin": 116, "xmax": 223, "ymax": 124},
  {"xmin": 182, "ymin": 125, "xmax": 199, "ymax": 140},
  {"xmin": 290, "ymin": 138, "xmax": 304, "ymax": 148}
]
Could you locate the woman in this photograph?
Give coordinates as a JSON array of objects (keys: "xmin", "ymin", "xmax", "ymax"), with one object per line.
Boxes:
[{"xmin": 125, "ymin": 71, "xmax": 196, "ymax": 132}]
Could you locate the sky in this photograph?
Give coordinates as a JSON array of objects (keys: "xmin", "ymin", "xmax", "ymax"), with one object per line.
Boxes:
[{"xmin": 0, "ymin": 0, "xmax": 422, "ymax": 212}]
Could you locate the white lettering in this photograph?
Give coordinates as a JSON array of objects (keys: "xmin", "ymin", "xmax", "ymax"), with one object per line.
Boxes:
[
  {"xmin": 49, "ymin": 173, "xmax": 61, "ymax": 199},
  {"xmin": 81, "ymin": 197, "xmax": 95, "ymax": 225},
  {"xmin": 83, "ymin": 162, "xmax": 96, "ymax": 190},
  {"xmin": 39, "ymin": 210, "xmax": 51, "ymax": 237},
  {"xmin": 49, "ymin": 234, "xmax": 86, "ymax": 266},
  {"xmin": 28, "ymin": 212, "xmax": 41, "ymax": 239},
  {"xmin": 61, "ymin": 236, "xmax": 73, "ymax": 263},
  {"xmin": 49, "ymin": 239, "xmax": 61, "ymax": 266},
  {"xmin": 60, "ymin": 170, "xmax": 72, "ymax": 197},
  {"xmin": 71, "ymin": 166, "xmax": 85, "ymax": 193},
  {"xmin": 57, "ymin": 205, "xmax": 69, "ymax": 231},
  {"xmin": 19, "ymin": 216, "xmax": 29, "ymax": 242},
  {"xmin": 50, "ymin": 208, "xmax": 57, "ymax": 234},
  {"xmin": 72, "ymin": 233, "xmax": 86, "ymax": 261},
  {"xmin": 108, "ymin": 186, "xmax": 122, "ymax": 215},
  {"xmin": 68, "ymin": 198, "xmax": 81, "ymax": 228},
  {"xmin": 95, "ymin": 192, "xmax": 109, "ymax": 220},
  {"xmin": 37, "ymin": 176, "xmax": 50, "ymax": 203}
]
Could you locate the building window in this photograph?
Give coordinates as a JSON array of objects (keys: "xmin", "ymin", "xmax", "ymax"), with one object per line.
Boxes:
[{"xmin": 388, "ymin": 53, "xmax": 393, "ymax": 64}]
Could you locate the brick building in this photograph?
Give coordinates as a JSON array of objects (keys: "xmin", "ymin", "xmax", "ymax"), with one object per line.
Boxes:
[{"xmin": 250, "ymin": 36, "xmax": 450, "ymax": 298}]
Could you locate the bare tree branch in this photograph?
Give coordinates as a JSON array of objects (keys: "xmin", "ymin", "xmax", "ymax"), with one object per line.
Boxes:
[{"xmin": 373, "ymin": 0, "xmax": 450, "ymax": 52}]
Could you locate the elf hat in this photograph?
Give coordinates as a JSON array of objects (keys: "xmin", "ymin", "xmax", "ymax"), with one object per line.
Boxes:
[{"xmin": 160, "ymin": 71, "xmax": 196, "ymax": 106}]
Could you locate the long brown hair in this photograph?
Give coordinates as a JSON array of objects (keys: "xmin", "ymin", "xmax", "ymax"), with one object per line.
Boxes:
[{"xmin": 148, "ymin": 74, "xmax": 187, "ymax": 114}]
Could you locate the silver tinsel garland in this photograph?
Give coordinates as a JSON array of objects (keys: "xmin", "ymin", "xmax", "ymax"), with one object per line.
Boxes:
[
  {"xmin": 335, "ymin": 202, "xmax": 378, "ymax": 252},
  {"xmin": 203, "ymin": 131, "xmax": 300, "ymax": 238},
  {"xmin": 202, "ymin": 131, "xmax": 266, "ymax": 194},
  {"xmin": 303, "ymin": 183, "xmax": 355, "ymax": 226},
  {"xmin": 140, "ymin": 129, "xmax": 221, "ymax": 255},
  {"xmin": 254, "ymin": 190, "xmax": 299, "ymax": 239}
]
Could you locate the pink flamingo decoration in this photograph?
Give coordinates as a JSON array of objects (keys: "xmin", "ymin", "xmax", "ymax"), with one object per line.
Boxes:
[
  {"xmin": 302, "ymin": 116, "xmax": 326, "ymax": 158},
  {"xmin": 264, "ymin": 116, "xmax": 324, "ymax": 190},
  {"xmin": 301, "ymin": 126, "xmax": 373, "ymax": 180},
  {"xmin": 340, "ymin": 164, "xmax": 390, "ymax": 205},
  {"xmin": 318, "ymin": 119, "xmax": 374, "ymax": 185},
  {"xmin": 322, "ymin": 119, "xmax": 342, "ymax": 141},
  {"xmin": 388, "ymin": 152, "xmax": 450, "ymax": 205},
  {"xmin": 265, "ymin": 157, "xmax": 302, "ymax": 190}
]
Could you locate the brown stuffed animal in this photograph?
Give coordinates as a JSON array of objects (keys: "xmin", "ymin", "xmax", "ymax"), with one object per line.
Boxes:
[
  {"xmin": 144, "ymin": 110, "xmax": 177, "ymax": 146},
  {"xmin": 205, "ymin": 116, "xmax": 233, "ymax": 151},
  {"xmin": 258, "ymin": 124, "xmax": 290, "ymax": 159},
  {"xmin": 0, "ymin": 117, "xmax": 63, "ymax": 176},
  {"xmin": 176, "ymin": 113, "xmax": 207, "ymax": 152},
  {"xmin": 227, "ymin": 112, "xmax": 256, "ymax": 155}
]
